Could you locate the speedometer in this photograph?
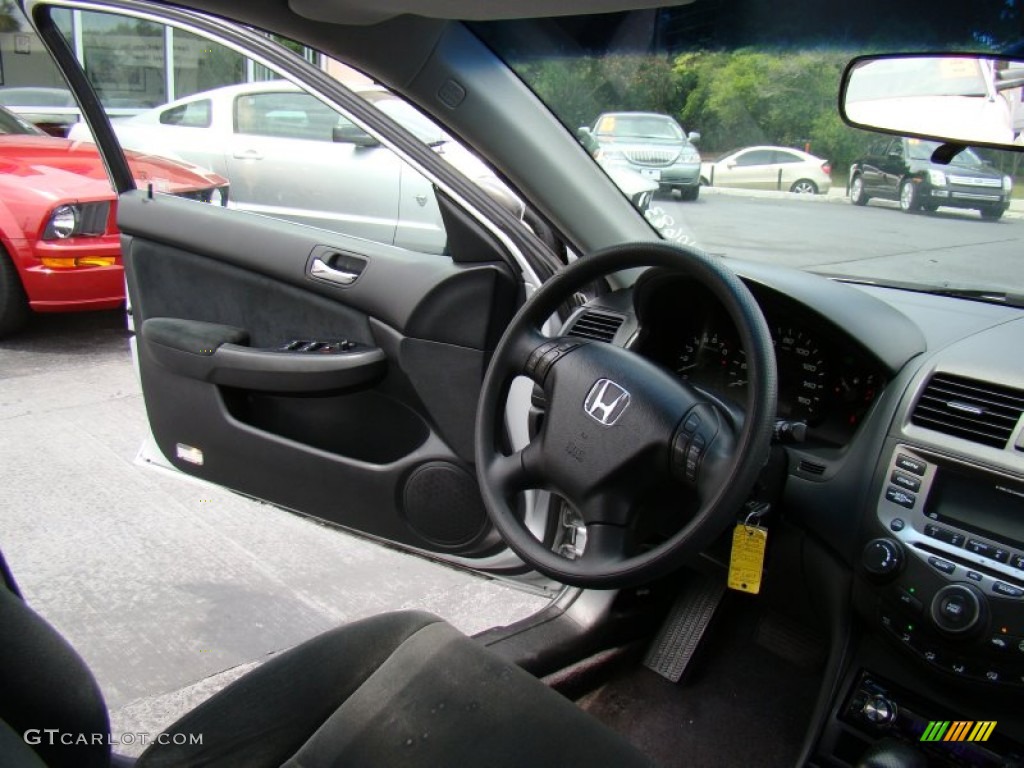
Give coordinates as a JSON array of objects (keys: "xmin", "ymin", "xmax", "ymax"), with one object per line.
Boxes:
[{"xmin": 774, "ymin": 327, "xmax": 827, "ymax": 423}]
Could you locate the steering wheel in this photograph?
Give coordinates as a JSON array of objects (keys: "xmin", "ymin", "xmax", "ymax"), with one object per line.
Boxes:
[{"xmin": 475, "ymin": 241, "xmax": 778, "ymax": 589}]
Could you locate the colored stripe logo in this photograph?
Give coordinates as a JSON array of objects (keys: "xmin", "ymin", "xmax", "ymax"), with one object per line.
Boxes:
[{"xmin": 921, "ymin": 721, "xmax": 996, "ymax": 742}]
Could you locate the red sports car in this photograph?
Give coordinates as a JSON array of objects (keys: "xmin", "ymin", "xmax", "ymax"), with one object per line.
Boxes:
[{"xmin": 0, "ymin": 105, "xmax": 228, "ymax": 337}]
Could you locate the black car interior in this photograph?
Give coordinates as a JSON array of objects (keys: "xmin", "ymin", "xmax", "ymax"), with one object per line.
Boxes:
[{"xmin": 10, "ymin": 0, "xmax": 1024, "ymax": 766}]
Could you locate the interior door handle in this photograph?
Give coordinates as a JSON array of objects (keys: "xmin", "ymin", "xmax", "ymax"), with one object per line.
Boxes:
[{"xmin": 309, "ymin": 250, "xmax": 367, "ymax": 286}]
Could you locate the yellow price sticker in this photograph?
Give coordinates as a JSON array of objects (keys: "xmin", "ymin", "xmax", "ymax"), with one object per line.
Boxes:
[{"xmin": 727, "ymin": 524, "xmax": 767, "ymax": 594}]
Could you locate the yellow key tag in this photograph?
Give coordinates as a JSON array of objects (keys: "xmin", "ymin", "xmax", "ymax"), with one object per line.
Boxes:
[{"xmin": 727, "ymin": 524, "xmax": 767, "ymax": 594}]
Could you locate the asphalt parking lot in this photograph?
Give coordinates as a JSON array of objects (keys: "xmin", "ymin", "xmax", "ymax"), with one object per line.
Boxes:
[{"xmin": 0, "ymin": 310, "xmax": 549, "ymax": 752}]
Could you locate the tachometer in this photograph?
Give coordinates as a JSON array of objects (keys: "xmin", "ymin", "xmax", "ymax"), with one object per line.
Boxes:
[{"xmin": 674, "ymin": 329, "xmax": 736, "ymax": 391}]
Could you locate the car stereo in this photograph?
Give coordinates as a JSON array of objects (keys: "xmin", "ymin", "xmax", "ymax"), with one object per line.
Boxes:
[{"xmin": 854, "ymin": 445, "xmax": 1024, "ymax": 687}]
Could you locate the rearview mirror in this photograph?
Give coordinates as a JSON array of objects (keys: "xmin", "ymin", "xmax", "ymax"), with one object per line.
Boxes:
[{"xmin": 840, "ymin": 54, "xmax": 1024, "ymax": 149}]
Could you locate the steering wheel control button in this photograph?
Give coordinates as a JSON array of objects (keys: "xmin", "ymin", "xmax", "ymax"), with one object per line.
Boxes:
[
  {"xmin": 930, "ymin": 584, "xmax": 984, "ymax": 635},
  {"xmin": 525, "ymin": 340, "xmax": 582, "ymax": 381},
  {"xmin": 682, "ymin": 413, "xmax": 701, "ymax": 434},
  {"xmin": 861, "ymin": 539, "xmax": 904, "ymax": 580},
  {"xmin": 884, "ymin": 486, "xmax": 916, "ymax": 509},
  {"xmin": 928, "ymin": 557, "xmax": 956, "ymax": 575},
  {"xmin": 991, "ymin": 581, "xmax": 1024, "ymax": 598},
  {"xmin": 890, "ymin": 518, "xmax": 906, "ymax": 532},
  {"xmin": 890, "ymin": 471, "xmax": 921, "ymax": 492},
  {"xmin": 895, "ymin": 454, "xmax": 927, "ymax": 476}
]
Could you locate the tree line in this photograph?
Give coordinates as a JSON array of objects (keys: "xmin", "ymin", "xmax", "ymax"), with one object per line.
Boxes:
[{"xmin": 518, "ymin": 50, "xmax": 896, "ymax": 179}]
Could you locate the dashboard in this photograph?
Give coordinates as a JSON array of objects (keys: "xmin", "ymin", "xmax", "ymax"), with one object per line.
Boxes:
[
  {"xmin": 631, "ymin": 272, "xmax": 888, "ymax": 446},
  {"xmin": 567, "ymin": 259, "xmax": 1024, "ymax": 765}
]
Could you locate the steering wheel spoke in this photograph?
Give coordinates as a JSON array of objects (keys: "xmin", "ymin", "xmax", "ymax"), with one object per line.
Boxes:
[{"xmin": 487, "ymin": 440, "xmax": 544, "ymax": 499}]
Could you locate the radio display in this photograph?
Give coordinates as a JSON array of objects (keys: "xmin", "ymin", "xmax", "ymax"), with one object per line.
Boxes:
[{"xmin": 924, "ymin": 465, "xmax": 1024, "ymax": 550}]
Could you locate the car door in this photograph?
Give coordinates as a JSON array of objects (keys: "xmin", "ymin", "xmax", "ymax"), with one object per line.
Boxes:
[
  {"xmin": 226, "ymin": 89, "xmax": 416, "ymax": 249},
  {"xmin": 858, "ymin": 139, "xmax": 890, "ymax": 197},
  {"xmin": 30, "ymin": 2, "xmax": 551, "ymax": 577},
  {"xmin": 877, "ymin": 138, "xmax": 909, "ymax": 197},
  {"xmin": 717, "ymin": 148, "xmax": 777, "ymax": 189}
]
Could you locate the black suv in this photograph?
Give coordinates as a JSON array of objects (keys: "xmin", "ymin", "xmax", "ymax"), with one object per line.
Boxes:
[{"xmin": 849, "ymin": 136, "xmax": 1011, "ymax": 220}]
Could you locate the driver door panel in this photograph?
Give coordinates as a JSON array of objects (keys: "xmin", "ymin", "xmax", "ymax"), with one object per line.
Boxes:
[{"xmin": 123, "ymin": 191, "xmax": 516, "ymax": 560}]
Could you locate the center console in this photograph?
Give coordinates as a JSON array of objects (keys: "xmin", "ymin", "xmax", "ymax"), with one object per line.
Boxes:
[{"xmin": 854, "ymin": 444, "xmax": 1024, "ymax": 688}]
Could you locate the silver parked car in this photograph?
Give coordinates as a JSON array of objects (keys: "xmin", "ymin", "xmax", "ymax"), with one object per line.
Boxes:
[
  {"xmin": 69, "ymin": 80, "xmax": 657, "ymax": 253},
  {"xmin": 581, "ymin": 111, "xmax": 702, "ymax": 200}
]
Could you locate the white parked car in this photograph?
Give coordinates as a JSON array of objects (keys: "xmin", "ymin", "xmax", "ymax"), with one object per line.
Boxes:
[{"xmin": 700, "ymin": 145, "xmax": 832, "ymax": 194}]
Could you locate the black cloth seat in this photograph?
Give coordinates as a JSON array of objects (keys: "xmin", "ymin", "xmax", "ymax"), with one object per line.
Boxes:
[{"xmin": 0, "ymin": 556, "xmax": 653, "ymax": 767}]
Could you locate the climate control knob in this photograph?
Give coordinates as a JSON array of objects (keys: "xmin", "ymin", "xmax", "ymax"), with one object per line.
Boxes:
[
  {"xmin": 861, "ymin": 538, "xmax": 904, "ymax": 580},
  {"xmin": 930, "ymin": 584, "xmax": 987, "ymax": 636}
]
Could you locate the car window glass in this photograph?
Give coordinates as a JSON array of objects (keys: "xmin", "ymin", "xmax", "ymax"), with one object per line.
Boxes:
[
  {"xmin": 233, "ymin": 91, "xmax": 340, "ymax": 141},
  {"xmin": 36, "ymin": 8, "xmax": 453, "ymax": 254},
  {"xmin": 735, "ymin": 149, "xmax": 775, "ymax": 166},
  {"xmin": 159, "ymin": 99, "xmax": 211, "ymax": 128},
  {"xmin": 774, "ymin": 151, "xmax": 802, "ymax": 164}
]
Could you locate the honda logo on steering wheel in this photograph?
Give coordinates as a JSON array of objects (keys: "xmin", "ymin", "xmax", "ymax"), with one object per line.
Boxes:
[{"xmin": 584, "ymin": 379, "xmax": 631, "ymax": 426}]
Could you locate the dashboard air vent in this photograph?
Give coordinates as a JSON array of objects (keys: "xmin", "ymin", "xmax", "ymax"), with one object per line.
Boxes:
[
  {"xmin": 566, "ymin": 310, "xmax": 625, "ymax": 343},
  {"xmin": 798, "ymin": 460, "xmax": 826, "ymax": 476},
  {"xmin": 911, "ymin": 373, "xmax": 1024, "ymax": 449}
]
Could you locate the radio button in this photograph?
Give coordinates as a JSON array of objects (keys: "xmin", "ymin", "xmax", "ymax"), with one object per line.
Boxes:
[
  {"xmin": 885, "ymin": 486, "xmax": 916, "ymax": 509},
  {"xmin": 967, "ymin": 570, "xmax": 983, "ymax": 582},
  {"xmin": 928, "ymin": 557, "xmax": 956, "ymax": 575},
  {"xmin": 991, "ymin": 581, "xmax": 1024, "ymax": 598},
  {"xmin": 1010, "ymin": 554, "xmax": 1024, "ymax": 571},
  {"xmin": 895, "ymin": 453, "xmax": 927, "ymax": 476},
  {"xmin": 890, "ymin": 518, "xmax": 906, "ymax": 532},
  {"xmin": 925, "ymin": 525, "xmax": 965, "ymax": 547},
  {"xmin": 931, "ymin": 584, "xmax": 984, "ymax": 635},
  {"xmin": 890, "ymin": 471, "xmax": 921, "ymax": 492}
]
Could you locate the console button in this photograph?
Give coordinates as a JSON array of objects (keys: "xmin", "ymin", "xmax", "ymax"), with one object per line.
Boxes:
[
  {"xmin": 987, "ymin": 634, "xmax": 1012, "ymax": 652},
  {"xmin": 1009, "ymin": 554, "xmax": 1024, "ymax": 571},
  {"xmin": 967, "ymin": 570, "xmax": 983, "ymax": 582},
  {"xmin": 925, "ymin": 526, "xmax": 965, "ymax": 547},
  {"xmin": 895, "ymin": 453, "xmax": 927, "ymax": 476},
  {"xmin": 890, "ymin": 518, "xmax": 905, "ymax": 532},
  {"xmin": 928, "ymin": 557, "xmax": 956, "ymax": 575},
  {"xmin": 966, "ymin": 540, "xmax": 1011, "ymax": 563},
  {"xmin": 992, "ymin": 581, "xmax": 1024, "ymax": 598},
  {"xmin": 896, "ymin": 587, "xmax": 923, "ymax": 614},
  {"xmin": 885, "ymin": 486, "xmax": 916, "ymax": 509},
  {"xmin": 890, "ymin": 471, "xmax": 921, "ymax": 492},
  {"xmin": 946, "ymin": 658, "xmax": 972, "ymax": 677},
  {"xmin": 931, "ymin": 584, "xmax": 984, "ymax": 635}
]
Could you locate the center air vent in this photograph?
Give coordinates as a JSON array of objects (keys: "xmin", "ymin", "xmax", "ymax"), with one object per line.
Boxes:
[
  {"xmin": 566, "ymin": 309, "xmax": 625, "ymax": 343},
  {"xmin": 911, "ymin": 373, "xmax": 1024, "ymax": 449}
]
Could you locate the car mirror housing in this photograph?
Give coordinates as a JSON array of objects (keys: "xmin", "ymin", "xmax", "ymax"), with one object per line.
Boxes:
[
  {"xmin": 840, "ymin": 53, "xmax": 1024, "ymax": 149},
  {"xmin": 332, "ymin": 122, "xmax": 380, "ymax": 147},
  {"xmin": 687, "ymin": 131, "xmax": 701, "ymax": 144}
]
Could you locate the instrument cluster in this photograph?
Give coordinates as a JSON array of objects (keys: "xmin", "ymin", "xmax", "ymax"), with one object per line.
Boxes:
[{"xmin": 636, "ymin": 277, "xmax": 887, "ymax": 446}]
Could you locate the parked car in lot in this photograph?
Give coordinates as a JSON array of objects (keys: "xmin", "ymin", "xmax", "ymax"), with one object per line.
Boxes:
[
  {"xmin": 700, "ymin": 145, "xmax": 832, "ymax": 193},
  {"xmin": 849, "ymin": 136, "xmax": 1012, "ymax": 219},
  {"xmin": 581, "ymin": 111, "xmax": 702, "ymax": 200},
  {"xmin": 10, "ymin": 1, "xmax": 1024, "ymax": 768},
  {"xmin": 0, "ymin": 104, "xmax": 228, "ymax": 337},
  {"xmin": 69, "ymin": 81, "xmax": 658, "ymax": 253},
  {"xmin": 0, "ymin": 86, "xmax": 81, "ymax": 136}
]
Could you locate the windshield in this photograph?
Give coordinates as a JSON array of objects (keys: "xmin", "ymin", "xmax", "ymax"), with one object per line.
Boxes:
[
  {"xmin": 596, "ymin": 114, "xmax": 683, "ymax": 140},
  {"xmin": 905, "ymin": 139, "xmax": 986, "ymax": 168},
  {"xmin": 476, "ymin": 3, "xmax": 1024, "ymax": 298}
]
